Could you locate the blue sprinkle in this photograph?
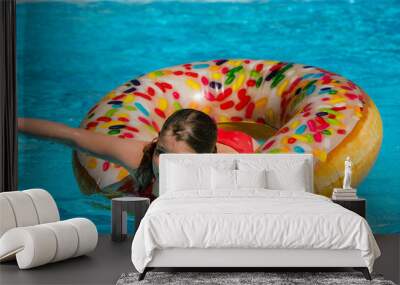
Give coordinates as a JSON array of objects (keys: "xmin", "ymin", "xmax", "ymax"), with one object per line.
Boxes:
[
  {"xmin": 193, "ymin": 63, "xmax": 209, "ymax": 69},
  {"xmin": 295, "ymin": 125, "xmax": 307, "ymax": 134},
  {"xmin": 311, "ymin": 73, "xmax": 325, "ymax": 78},
  {"xmin": 294, "ymin": 146, "xmax": 305, "ymax": 153},
  {"xmin": 306, "ymin": 85, "xmax": 316, "ymax": 95},
  {"xmin": 134, "ymin": 102, "xmax": 150, "ymax": 117},
  {"xmin": 112, "ymin": 104, "xmax": 122, "ymax": 108},
  {"xmin": 302, "ymin": 73, "xmax": 316, "ymax": 79}
]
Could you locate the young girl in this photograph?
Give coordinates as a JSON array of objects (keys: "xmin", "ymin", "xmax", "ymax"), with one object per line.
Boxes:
[{"xmin": 18, "ymin": 108, "xmax": 258, "ymax": 200}]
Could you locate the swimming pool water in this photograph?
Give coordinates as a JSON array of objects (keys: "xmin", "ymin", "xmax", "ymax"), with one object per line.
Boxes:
[{"xmin": 16, "ymin": 0, "xmax": 400, "ymax": 234}]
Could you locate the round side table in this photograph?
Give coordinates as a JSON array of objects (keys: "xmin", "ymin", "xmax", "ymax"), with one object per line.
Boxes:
[{"xmin": 111, "ymin": 196, "xmax": 150, "ymax": 242}]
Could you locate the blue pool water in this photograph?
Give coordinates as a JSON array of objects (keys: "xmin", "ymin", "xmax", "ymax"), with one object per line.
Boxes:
[{"xmin": 17, "ymin": 0, "xmax": 400, "ymax": 234}]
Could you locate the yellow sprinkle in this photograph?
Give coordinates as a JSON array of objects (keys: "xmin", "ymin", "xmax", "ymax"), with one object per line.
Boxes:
[
  {"xmin": 255, "ymin": 97, "xmax": 268, "ymax": 109},
  {"xmin": 105, "ymin": 91, "xmax": 115, "ymax": 100},
  {"xmin": 264, "ymin": 60, "xmax": 279, "ymax": 66},
  {"xmin": 117, "ymin": 113, "xmax": 130, "ymax": 118},
  {"xmin": 147, "ymin": 72, "xmax": 157, "ymax": 80},
  {"xmin": 277, "ymin": 79, "xmax": 289, "ymax": 97},
  {"xmin": 329, "ymin": 98, "xmax": 346, "ymax": 104},
  {"xmin": 266, "ymin": 109, "xmax": 274, "ymax": 121},
  {"xmin": 228, "ymin": 60, "xmax": 241, "ymax": 66},
  {"xmin": 189, "ymin": 101, "xmax": 199, "ymax": 109},
  {"xmin": 218, "ymin": 115, "xmax": 229, "ymax": 122},
  {"xmin": 100, "ymin": 121, "xmax": 121, "ymax": 129},
  {"xmin": 290, "ymin": 120, "xmax": 300, "ymax": 129},
  {"xmin": 146, "ymin": 125, "xmax": 155, "ymax": 133},
  {"xmin": 186, "ymin": 79, "xmax": 201, "ymax": 90},
  {"xmin": 87, "ymin": 158, "xmax": 97, "ymax": 169},
  {"xmin": 232, "ymin": 73, "xmax": 245, "ymax": 92},
  {"xmin": 209, "ymin": 65, "xmax": 220, "ymax": 71},
  {"xmin": 158, "ymin": 98, "xmax": 168, "ymax": 111},
  {"xmin": 211, "ymin": 72, "xmax": 222, "ymax": 80},
  {"xmin": 202, "ymin": 106, "xmax": 211, "ymax": 114},
  {"xmin": 123, "ymin": 95, "xmax": 134, "ymax": 104},
  {"xmin": 292, "ymin": 134, "xmax": 308, "ymax": 143},
  {"xmin": 117, "ymin": 168, "xmax": 129, "ymax": 180}
]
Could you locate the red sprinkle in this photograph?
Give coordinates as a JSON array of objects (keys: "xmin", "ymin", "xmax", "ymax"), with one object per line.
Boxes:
[
  {"xmin": 337, "ymin": 129, "xmax": 346, "ymax": 135},
  {"xmin": 314, "ymin": 132, "xmax": 322, "ymax": 142},
  {"xmin": 332, "ymin": 106, "xmax": 346, "ymax": 111},
  {"xmin": 172, "ymin": 91, "xmax": 180, "ymax": 99},
  {"xmin": 173, "ymin": 70, "xmax": 184, "ymax": 75},
  {"xmin": 288, "ymin": 137, "xmax": 296, "ymax": 144},
  {"xmin": 256, "ymin": 117, "xmax": 266, "ymax": 124},
  {"xmin": 216, "ymin": 88, "xmax": 233, "ymax": 101},
  {"xmin": 147, "ymin": 87, "xmax": 155, "ymax": 96},
  {"xmin": 307, "ymin": 119, "xmax": 317, "ymax": 132},
  {"xmin": 123, "ymin": 132, "xmax": 134, "ymax": 138},
  {"xmin": 185, "ymin": 71, "xmax": 198, "ymax": 78},
  {"xmin": 97, "ymin": 116, "xmax": 112, "ymax": 122},
  {"xmin": 345, "ymin": 93, "xmax": 358, "ymax": 100},
  {"xmin": 205, "ymin": 92, "xmax": 215, "ymax": 101},
  {"xmin": 86, "ymin": 122, "xmax": 98, "ymax": 128},
  {"xmin": 255, "ymin": 63, "xmax": 264, "ymax": 72},
  {"xmin": 280, "ymin": 127, "xmax": 289, "ymax": 134},
  {"xmin": 112, "ymin": 94, "xmax": 126, "ymax": 100},
  {"xmin": 154, "ymin": 108, "xmax": 166, "ymax": 118},
  {"xmin": 262, "ymin": 140, "xmax": 275, "ymax": 150},
  {"xmin": 245, "ymin": 102, "xmax": 255, "ymax": 118},
  {"xmin": 221, "ymin": 67, "xmax": 229, "ymax": 74},
  {"xmin": 220, "ymin": 100, "xmax": 235, "ymax": 110},
  {"xmin": 103, "ymin": 161, "xmax": 110, "ymax": 171},
  {"xmin": 231, "ymin": 116, "xmax": 243, "ymax": 122},
  {"xmin": 201, "ymin": 76, "xmax": 209, "ymax": 85},
  {"xmin": 125, "ymin": 126, "xmax": 139, "ymax": 133},
  {"xmin": 118, "ymin": 117, "xmax": 130, "ymax": 122},
  {"xmin": 139, "ymin": 117, "xmax": 151, "ymax": 125},
  {"xmin": 134, "ymin": 92, "xmax": 152, "ymax": 101},
  {"xmin": 246, "ymin": 79, "xmax": 256, "ymax": 87},
  {"xmin": 152, "ymin": 120, "xmax": 160, "ymax": 132}
]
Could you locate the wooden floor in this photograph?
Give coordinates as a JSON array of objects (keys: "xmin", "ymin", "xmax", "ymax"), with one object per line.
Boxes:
[
  {"xmin": 0, "ymin": 234, "xmax": 398, "ymax": 285},
  {"xmin": 0, "ymin": 235, "xmax": 134, "ymax": 285}
]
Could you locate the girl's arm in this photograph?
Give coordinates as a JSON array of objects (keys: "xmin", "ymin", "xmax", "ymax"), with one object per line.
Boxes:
[{"xmin": 18, "ymin": 118, "xmax": 148, "ymax": 169}]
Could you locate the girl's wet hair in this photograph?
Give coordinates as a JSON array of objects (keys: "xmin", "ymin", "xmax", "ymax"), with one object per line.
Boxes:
[{"xmin": 133, "ymin": 108, "xmax": 218, "ymax": 197}]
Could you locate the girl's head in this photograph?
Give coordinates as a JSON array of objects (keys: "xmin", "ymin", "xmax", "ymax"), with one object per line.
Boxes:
[{"xmin": 134, "ymin": 108, "xmax": 218, "ymax": 196}]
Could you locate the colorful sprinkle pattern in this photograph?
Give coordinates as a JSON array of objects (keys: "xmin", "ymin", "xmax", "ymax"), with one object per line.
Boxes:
[{"xmin": 77, "ymin": 59, "xmax": 368, "ymax": 190}]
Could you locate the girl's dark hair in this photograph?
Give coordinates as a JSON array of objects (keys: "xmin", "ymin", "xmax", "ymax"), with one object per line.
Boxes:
[{"xmin": 134, "ymin": 108, "xmax": 218, "ymax": 196}]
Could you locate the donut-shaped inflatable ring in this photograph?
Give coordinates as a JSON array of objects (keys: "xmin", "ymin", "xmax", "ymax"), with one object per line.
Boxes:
[{"xmin": 72, "ymin": 59, "xmax": 382, "ymax": 198}]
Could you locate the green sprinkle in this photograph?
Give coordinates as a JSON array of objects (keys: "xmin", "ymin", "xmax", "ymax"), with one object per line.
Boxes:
[
  {"xmin": 108, "ymin": 129, "xmax": 120, "ymax": 135},
  {"xmin": 268, "ymin": 148, "xmax": 281, "ymax": 153},
  {"xmin": 106, "ymin": 109, "xmax": 118, "ymax": 117},
  {"xmin": 256, "ymin": 76, "xmax": 263, "ymax": 88},
  {"xmin": 319, "ymin": 108, "xmax": 339, "ymax": 115},
  {"xmin": 271, "ymin": 73, "xmax": 285, "ymax": 88},
  {"xmin": 173, "ymin": 101, "xmax": 182, "ymax": 110},
  {"xmin": 322, "ymin": 129, "xmax": 331, "ymax": 135},
  {"xmin": 250, "ymin": 70, "xmax": 260, "ymax": 78},
  {"xmin": 326, "ymin": 118, "xmax": 340, "ymax": 125},
  {"xmin": 124, "ymin": 105, "xmax": 137, "ymax": 111},
  {"xmin": 225, "ymin": 75, "xmax": 235, "ymax": 85}
]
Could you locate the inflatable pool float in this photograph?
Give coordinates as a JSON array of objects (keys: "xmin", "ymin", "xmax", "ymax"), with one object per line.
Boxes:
[{"xmin": 72, "ymin": 59, "xmax": 382, "ymax": 198}]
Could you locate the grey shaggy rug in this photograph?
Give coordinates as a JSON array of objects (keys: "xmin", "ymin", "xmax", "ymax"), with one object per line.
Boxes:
[{"xmin": 116, "ymin": 271, "xmax": 396, "ymax": 285}]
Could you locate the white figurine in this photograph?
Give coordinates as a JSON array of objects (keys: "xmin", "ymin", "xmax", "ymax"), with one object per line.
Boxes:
[{"xmin": 343, "ymin": 156, "xmax": 353, "ymax": 190}]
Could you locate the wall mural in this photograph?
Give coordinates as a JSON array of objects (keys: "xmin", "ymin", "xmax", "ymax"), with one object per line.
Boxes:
[{"xmin": 16, "ymin": 0, "xmax": 399, "ymax": 234}]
